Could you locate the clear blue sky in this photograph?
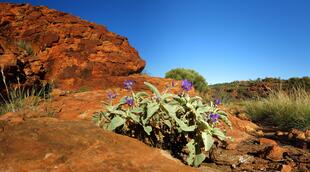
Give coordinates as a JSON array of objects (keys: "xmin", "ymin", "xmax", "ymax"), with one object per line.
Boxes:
[{"xmin": 3, "ymin": 0, "xmax": 310, "ymax": 84}]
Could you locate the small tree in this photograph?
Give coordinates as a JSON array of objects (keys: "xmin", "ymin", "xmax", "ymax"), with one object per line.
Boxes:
[{"xmin": 165, "ymin": 68, "xmax": 208, "ymax": 93}]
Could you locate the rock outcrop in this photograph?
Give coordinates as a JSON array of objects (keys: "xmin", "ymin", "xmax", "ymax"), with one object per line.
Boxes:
[
  {"xmin": 0, "ymin": 117, "xmax": 199, "ymax": 172},
  {"xmin": 0, "ymin": 3, "xmax": 145, "ymax": 91}
]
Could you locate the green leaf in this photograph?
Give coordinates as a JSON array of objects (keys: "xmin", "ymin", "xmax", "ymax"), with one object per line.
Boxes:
[
  {"xmin": 163, "ymin": 104, "xmax": 196, "ymax": 132},
  {"xmin": 196, "ymin": 106, "xmax": 211, "ymax": 114},
  {"xmin": 144, "ymin": 82, "xmax": 161, "ymax": 98},
  {"xmin": 142, "ymin": 103, "xmax": 159, "ymax": 125},
  {"xmin": 212, "ymin": 128, "xmax": 226, "ymax": 141},
  {"xmin": 112, "ymin": 97, "xmax": 127, "ymax": 108},
  {"xmin": 135, "ymin": 91, "xmax": 149, "ymax": 97},
  {"xmin": 186, "ymin": 102, "xmax": 194, "ymax": 110},
  {"xmin": 128, "ymin": 112, "xmax": 140, "ymax": 123},
  {"xmin": 107, "ymin": 116, "xmax": 125, "ymax": 131},
  {"xmin": 186, "ymin": 139, "xmax": 195, "ymax": 165},
  {"xmin": 143, "ymin": 126, "xmax": 152, "ymax": 135},
  {"xmin": 161, "ymin": 93, "xmax": 177, "ymax": 101},
  {"xmin": 219, "ymin": 114, "xmax": 232, "ymax": 127},
  {"xmin": 106, "ymin": 105, "xmax": 114, "ymax": 112},
  {"xmin": 201, "ymin": 132, "xmax": 214, "ymax": 151},
  {"xmin": 194, "ymin": 153, "xmax": 206, "ymax": 167},
  {"xmin": 110, "ymin": 110, "xmax": 126, "ymax": 116},
  {"xmin": 131, "ymin": 107, "xmax": 144, "ymax": 114}
]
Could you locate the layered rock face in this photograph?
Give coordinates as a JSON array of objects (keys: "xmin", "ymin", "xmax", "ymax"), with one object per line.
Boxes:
[{"xmin": 0, "ymin": 3, "xmax": 145, "ymax": 91}]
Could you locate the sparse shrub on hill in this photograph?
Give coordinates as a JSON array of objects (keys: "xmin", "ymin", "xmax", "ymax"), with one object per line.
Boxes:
[
  {"xmin": 93, "ymin": 80, "xmax": 231, "ymax": 167},
  {"xmin": 209, "ymin": 76, "xmax": 310, "ymax": 103},
  {"xmin": 288, "ymin": 77, "xmax": 310, "ymax": 90},
  {"xmin": 165, "ymin": 68, "xmax": 208, "ymax": 93},
  {"xmin": 245, "ymin": 88, "xmax": 310, "ymax": 130}
]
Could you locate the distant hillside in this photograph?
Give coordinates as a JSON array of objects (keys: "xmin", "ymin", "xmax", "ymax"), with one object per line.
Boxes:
[{"xmin": 208, "ymin": 77, "xmax": 310, "ymax": 102}]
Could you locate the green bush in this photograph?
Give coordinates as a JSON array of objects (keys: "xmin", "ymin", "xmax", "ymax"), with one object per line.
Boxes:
[
  {"xmin": 245, "ymin": 88, "xmax": 310, "ymax": 130},
  {"xmin": 165, "ymin": 68, "xmax": 208, "ymax": 93},
  {"xmin": 93, "ymin": 80, "xmax": 230, "ymax": 167}
]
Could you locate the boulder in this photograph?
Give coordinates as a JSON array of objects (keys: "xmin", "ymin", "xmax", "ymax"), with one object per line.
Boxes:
[
  {"xmin": 0, "ymin": 117, "xmax": 199, "ymax": 172},
  {"xmin": 0, "ymin": 3, "xmax": 145, "ymax": 93}
]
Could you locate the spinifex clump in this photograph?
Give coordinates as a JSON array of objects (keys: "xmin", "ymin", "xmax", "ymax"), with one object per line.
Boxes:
[{"xmin": 93, "ymin": 80, "xmax": 231, "ymax": 167}]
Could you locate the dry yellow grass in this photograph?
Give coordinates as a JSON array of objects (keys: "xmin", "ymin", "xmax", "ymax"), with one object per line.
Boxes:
[{"xmin": 245, "ymin": 88, "xmax": 310, "ymax": 130}]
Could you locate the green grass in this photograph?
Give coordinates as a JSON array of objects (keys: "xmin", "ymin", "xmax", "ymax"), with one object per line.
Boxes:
[
  {"xmin": 0, "ymin": 68, "xmax": 50, "ymax": 115},
  {"xmin": 245, "ymin": 88, "xmax": 310, "ymax": 130},
  {"xmin": 75, "ymin": 86, "xmax": 89, "ymax": 93}
]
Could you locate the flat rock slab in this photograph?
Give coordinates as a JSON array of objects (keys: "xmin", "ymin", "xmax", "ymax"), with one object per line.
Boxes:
[{"xmin": 0, "ymin": 117, "xmax": 199, "ymax": 172}]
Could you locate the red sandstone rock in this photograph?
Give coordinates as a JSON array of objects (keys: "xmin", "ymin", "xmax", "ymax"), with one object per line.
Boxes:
[
  {"xmin": 0, "ymin": 117, "xmax": 199, "ymax": 172},
  {"xmin": 280, "ymin": 164, "xmax": 292, "ymax": 172},
  {"xmin": 259, "ymin": 138, "xmax": 278, "ymax": 146},
  {"xmin": 265, "ymin": 145, "xmax": 286, "ymax": 161},
  {"xmin": 0, "ymin": 3, "xmax": 145, "ymax": 93}
]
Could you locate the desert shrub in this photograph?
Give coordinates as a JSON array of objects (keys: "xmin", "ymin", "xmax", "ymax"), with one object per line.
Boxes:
[
  {"xmin": 93, "ymin": 80, "xmax": 231, "ymax": 167},
  {"xmin": 0, "ymin": 68, "xmax": 51, "ymax": 115},
  {"xmin": 245, "ymin": 88, "xmax": 310, "ymax": 130},
  {"xmin": 165, "ymin": 68, "xmax": 208, "ymax": 93}
]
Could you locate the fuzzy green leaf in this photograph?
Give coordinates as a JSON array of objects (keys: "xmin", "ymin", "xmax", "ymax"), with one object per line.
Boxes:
[
  {"xmin": 161, "ymin": 93, "xmax": 177, "ymax": 101},
  {"xmin": 194, "ymin": 153, "xmax": 206, "ymax": 167},
  {"xmin": 144, "ymin": 82, "xmax": 161, "ymax": 98},
  {"xmin": 201, "ymin": 132, "xmax": 214, "ymax": 151},
  {"xmin": 131, "ymin": 107, "xmax": 144, "ymax": 114},
  {"xmin": 135, "ymin": 92, "xmax": 149, "ymax": 97},
  {"xmin": 110, "ymin": 110, "xmax": 126, "ymax": 116},
  {"xmin": 128, "ymin": 112, "xmax": 140, "ymax": 123},
  {"xmin": 142, "ymin": 103, "xmax": 160, "ymax": 125},
  {"xmin": 107, "ymin": 116, "xmax": 125, "ymax": 131},
  {"xmin": 163, "ymin": 104, "xmax": 196, "ymax": 132},
  {"xmin": 186, "ymin": 139, "xmax": 195, "ymax": 165},
  {"xmin": 219, "ymin": 114, "xmax": 232, "ymax": 127},
  {"xmin": 212, "ymin": 128, "xmax": 226, "ymax": 141},
  {"xmin": 196, "ymin": 106, "xmax": 211, "ymax": 114},
  {"xmin": 143, "ymin": 126, "xmax": 152, "ymax": 135}
]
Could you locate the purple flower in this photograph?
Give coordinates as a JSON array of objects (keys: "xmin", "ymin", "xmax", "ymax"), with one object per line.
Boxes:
[
  {"xmin": 210, "ymin": 113, "xmax": 220, "ymax": 123},
  {"xmin": 125, "ymin": 97, "xmax": 134, "ymax": 106},
  {"xmin": 124, "ymin": 80, "xmax": 134, "ymax": 90},
  {"xmin": 215, "ymin": 99, "xmax": 221, "ymax": 106},
  {"xmin": 181, "ymin": 79, "xmax": 193, "ymax": 92},
  {"xmin": 107, "ymin": 91, "xmax": 117, "ymax": 100}
]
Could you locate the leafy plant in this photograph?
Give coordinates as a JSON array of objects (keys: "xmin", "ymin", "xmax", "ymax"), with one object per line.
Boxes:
[{"xmin": 93, "ymin": 80, "xmax": 231, "ymax": 167}]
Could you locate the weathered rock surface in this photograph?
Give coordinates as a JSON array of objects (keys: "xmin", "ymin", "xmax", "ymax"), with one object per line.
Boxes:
[
  {"xmin": 0, "ymin": 117, "xmax": 199, "ymax": 172},
  {"xmin": 0, "ymin": 3, "xmax": 145, "ymax": 91}
]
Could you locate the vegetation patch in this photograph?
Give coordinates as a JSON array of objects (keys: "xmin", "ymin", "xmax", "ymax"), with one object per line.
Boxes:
[
  {"xmin": 93, "ymin": 79, "xmax": 230, "ymax": 167},
  {"xmin": 245, "ymin": 88, "xmax": 310, "ymax": 130},
  {"xmin": 0, "ymin": 68, "xmax": 51, "ymax": 115}
]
